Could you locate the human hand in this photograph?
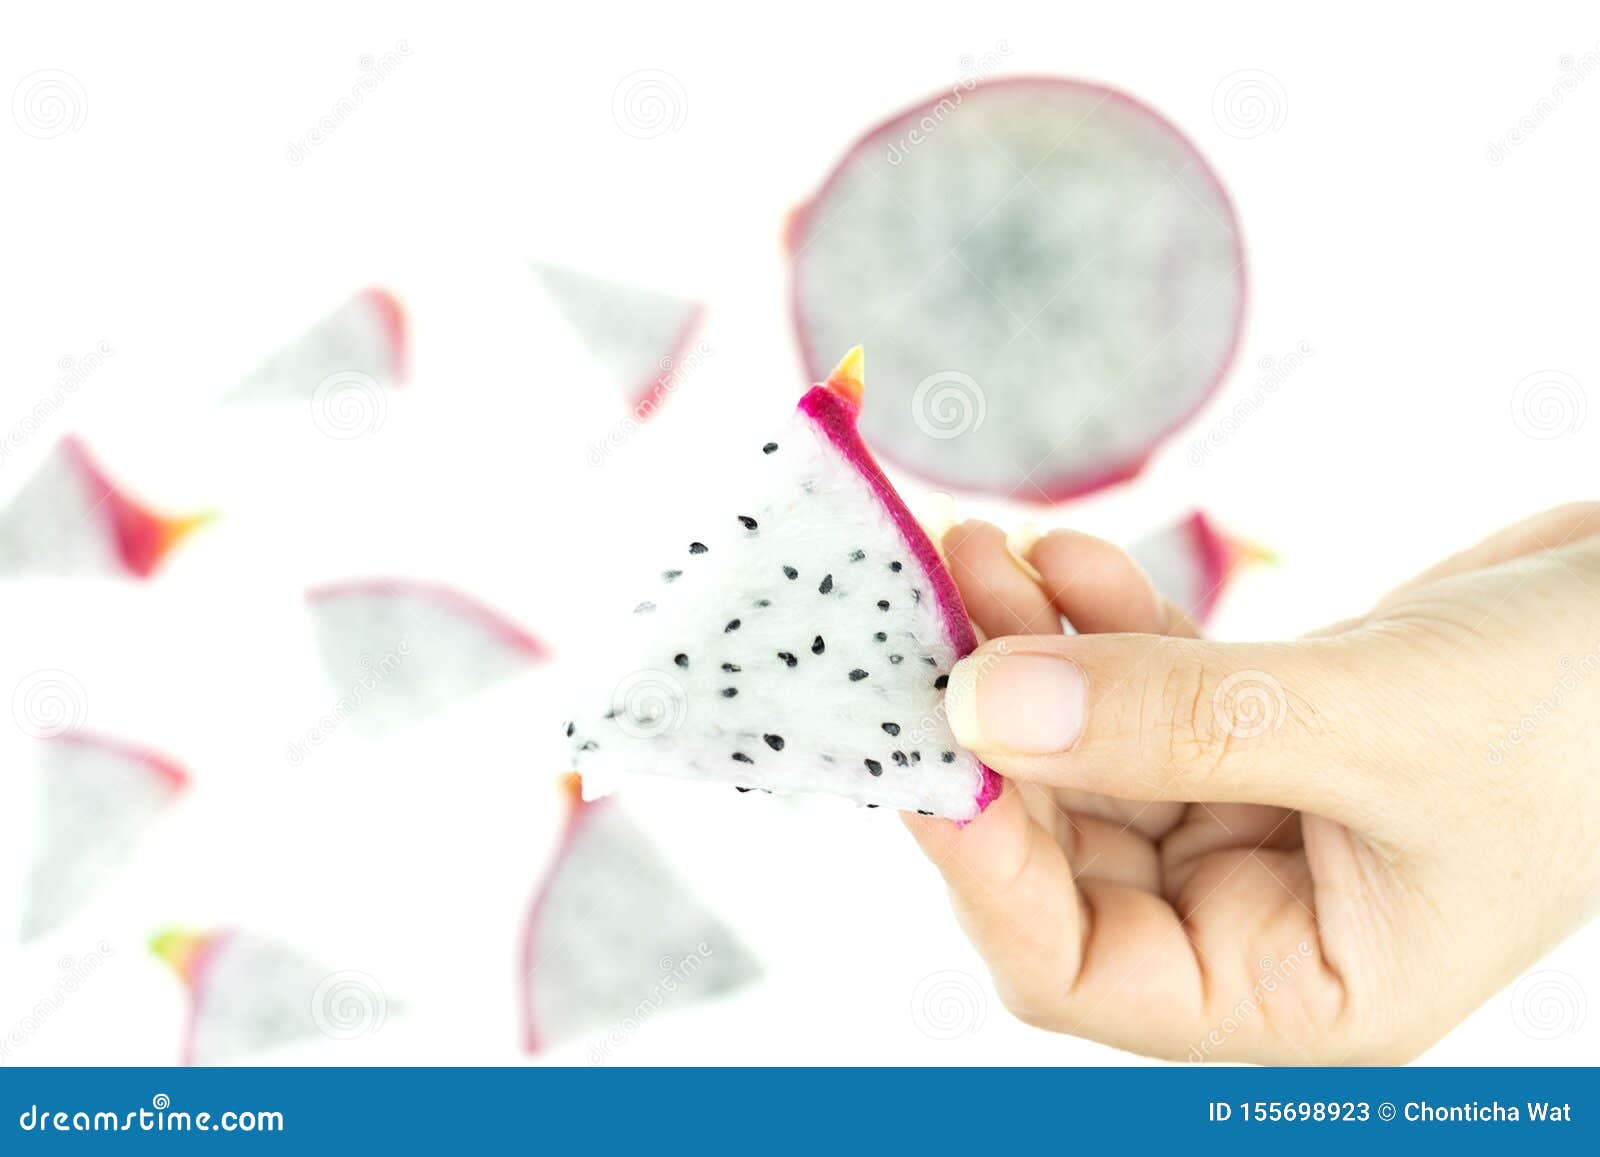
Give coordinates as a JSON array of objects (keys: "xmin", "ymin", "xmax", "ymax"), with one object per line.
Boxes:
[{"xmin": 905, "ymin": 506, "xmax": 1600, "ymax": 1063}]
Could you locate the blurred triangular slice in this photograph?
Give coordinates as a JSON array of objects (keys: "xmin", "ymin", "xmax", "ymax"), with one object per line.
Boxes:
[
  {"xmin": 306, "ymin": 579, "xmax": 547, "ymax": 735},
  {"xmin": 151, "ymin": 929, "xmax": 391, "ymax": 1064},
  {"xmin": 519, "ymin": 779, "xmax": 760, "ymax": 1053},
  {"xmin": 227, "ymin": 288, "xmax": 407, "ymax": 402},
  {"xmin": 0, "ymin": 437, "xmax": 212, "ymax": 579},
  {"xmin": 531, "ymin": 261, "xmax": 704, "ymax": 418},
  {"xmin": 20, "ymin": 733, "xmax": 188, "ymax": 941},
  {"xmin": 1129, "ymin": 511, "xmax": 1274, "ymax": 625}
]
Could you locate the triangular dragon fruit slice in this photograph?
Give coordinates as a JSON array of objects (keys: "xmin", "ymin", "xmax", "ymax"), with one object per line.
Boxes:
[
  {"xmin": 226, "ymin": 287, "xmax": 407, "ymax": 402},
  {"xmin": 788, "ymin": 78, "xmax": 1246, "ymax": 502},
  {"xmin": 20, "ymin": 733, "xmax": 188, "ymax": 941},
  {"xmin": 0, "ymin": 437, "xmax": 212, "ymax": 579},
  {"xmin": 520, "ymin": 780, "xmax": 760, "ymax": 1053},
  {"xmin": 531, "ymin": 261, "xmax": 705, "ymax": 419},
  {"xmin": 305, "ymin": 579, "xmax": 547, "ymax": 735},
  {"xmin": 1128, "ymin": 511, "xmax": 1273, "ymax": 625},
  {"xmin": 567, "ymin": 349, "xmax": 1000, "ymax": 822},
  {"xmin": 151, "ymin": 929, "xmax": 390, "ymax": 1064}
]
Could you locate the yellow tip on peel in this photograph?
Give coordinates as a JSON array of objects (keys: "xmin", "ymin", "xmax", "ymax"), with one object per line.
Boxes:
[
  {"xmin": 825, "ymin": 345, "xmax": 865, "ymax": 404},
  {"xmin": 160, "ymin": 509, "xmax": 219, "ymax": 556},
  {"xmin": 149, "ymin": 927, "xmax": 207, "ymax": 981},
  {"xmin": 1228, "ymin": 533, "xmax": 1279, "ymax": 570}
]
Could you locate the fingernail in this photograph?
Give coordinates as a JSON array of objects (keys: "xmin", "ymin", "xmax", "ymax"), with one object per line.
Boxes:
[
  {"xmin": 945, "ymin": 652, "xmax": 1086, "ymax": 754},
  {"xmin": 1004, "ymin": 523, "xmax": 1044, "ymax": 582}
]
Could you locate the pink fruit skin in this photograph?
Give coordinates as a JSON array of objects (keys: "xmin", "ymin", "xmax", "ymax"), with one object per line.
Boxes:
[
  {"xmin": 630, "ymin": 302, "xmax": 708, "ymax": 422},
  {"xmin": 517, "ymin": 795, "xmax": 604, "ymax": 1054},
  {"xmin": 46, "ymin": 731, "xmax": 190, "ymax": 792},
  {"xmin": 1186, "ymin": 511, "xmax": 1232, "ymax": 624},
  {"xmin": 800, "ymin": 384, "xmax": 1002, "ymax": 820},
  {"xmin": 305, "ymin": 579, "xmax": 548, "ymax": 659},
  {"xmin": 361, "ymin": 287, "xmax": 410, "ymax": 385},
  {"xmin": 176, "ymin": 931, "xmax": 234, "ymax": 1068},
  {"xmin": 787, "ymin": 76, "xmax": 1249, "ymax": 504},
  {"xmin": 60, "ymin": 438, "xmax": 182, "ymax": 579}
]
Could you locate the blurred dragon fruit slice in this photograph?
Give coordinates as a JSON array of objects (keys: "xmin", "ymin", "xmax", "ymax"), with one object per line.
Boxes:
[
  {"xmin": 0, "ymin": 437, "xmax": 212, "ymax": 579},
  {"xmin": 531, "ymin": 261, "xmax": 705, "ymax": 419},
  {"xmin": 20, "ymin": 733, "xmax": 188, "ymax": 941},
  {"xmin": 305, "ymin": 579, "xmax": 547, "ymax": 735},
  {"xmin": 520, "ymin": 782, "xmax": 760, "ymax": 1053},
  {"xmin": 226, "ymin": 287, "xmax": 407, "ymax": 402},
  {"xmin": 1128, "ymin": 511, "xmax": 1273, "ymax": 625},
  {"xmin": 567, "ymin": 349, "xmax": 1000, "ymax": 822},
  {"xmin": 151, "ymin": 929, "xmax": 390, "ymax": 1064},
  {"xmin": 788, "ymin": 78, "xmax": 1246, "ymax": 501}
]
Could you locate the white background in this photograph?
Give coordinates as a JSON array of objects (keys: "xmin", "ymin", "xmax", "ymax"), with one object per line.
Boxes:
[{"xmin": 1, "ymin": 1, "xmax": 1596, "ymax": 1065}]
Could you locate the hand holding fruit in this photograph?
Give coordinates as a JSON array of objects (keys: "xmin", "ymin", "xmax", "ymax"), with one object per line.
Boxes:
[{"xmin": 907, "ymin": 506, "xmax": 1600, "ymax": 1062}]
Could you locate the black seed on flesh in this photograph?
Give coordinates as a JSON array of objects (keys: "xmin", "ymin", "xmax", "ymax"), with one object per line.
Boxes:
[
  {"xmin": 764, "ymin": 734, "xmax": 784, "ymax": 751},
  {"xmin": 721, "ymin": 662, "xmax": 741, "ymax": 672},
  {"xmin": 873, "ymin": 631, "xmax": 887, "ymax": 642},
  {"xmin": 738, "ymin": 515, "xmax": 758, "ymax": 530},
  {"xmin": 881, "ymin": 722, "xmax": 900, "ymax": 736},
  {"xmin": 922, "ymin": 656, "xmax": 938, "ymax": 666},
  {"xmin": 674, "ymin": 653, "xmax": 689, "ymax": 668},
  {"xmin": 889, "ymin": 560, "xmax": 903, "ymax": 572},
  {"xmin": 812, "ymin": 635, "xmax": 825, "ymax": 655},
  {"xmin": 889, "ymin": 654, "xmax": 904, "ymax": 665},
  {"xmin": 602, "ymin": 709, "xmax": 616, "ymax": 719},
  {"xmin": 910, "ymin": 751, "xmax": 921, "ymax": 763},
  {"xmin": 754, "ymin": 599, "xmax": 771, "ymax": 608},
  {"xmin": 777, "ymin": 651, "xmax": 797, "ymax": 667},
  {"xmin": 725, "ymin": 618, "xmax": 741, "ymax": 632},
  {"xmin": 848, "ymin": 668, "xmax": 868, "ymax": 682},
  {"xmin": 721, "ymin": 687, "xmax": 738, "ymax": 698},
  {"xmin": 732, "ymin": 752, "xmax": 753, "ymax": 764},
  {"xmin": 877, "ymin": 600, "xmax": 890, "ymax": 611},
  {"xmin": 762, "ymin": 442, "xmax": 778, "ymax": 454},
  {"xmin": 579, "ymin": 740, "xmax": 598, "ymax": 751},
  {"xmin": 736, "ymin": 786, "xmax": 754, "ymax": 793},
  {"xmin": 934, "ymin": 675, "xmax": 949, "ymax": 690},
  {"xmin": 892, "ymin": 751, "xmax": 908, "ymax": 766},
  {"xmin": 689, "ymin": 542, "xmax": 708, "ymax": 554},
  {"xmin": 663, "ymin": 570, "xmax": 682, "ymax": 582},
  {"xmin": 941, "ymin": 751, "xmax": 956, "ymax": 763},
  {"xmin": 864, "ymin": 758, "xmax": 883, "ymax": 776},
  {"xmin": 818, "ymin": 574, "xmax": 833, "ymax": 594},
  {"xmin": 917, "ymin": 810, "xmax": 934, "ymax": 816},
  {"xmin": 783, "ymin": 566, "xmax": 798, "ymax": 580},
  {"xmin": 634, "ymin": 601, "xmax": 656, "ymax": 613},
  {"xmin": 564, "ymin": 721, "xmax": 574, "ymax": 737},
  {"xmin": 849, "ymin": 549, "xmax": 866, "ymax": 562}
]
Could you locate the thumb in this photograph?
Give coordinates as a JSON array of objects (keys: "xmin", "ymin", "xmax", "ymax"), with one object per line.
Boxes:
[{"xmin": 944, "ymin": 633, "xmax": 1381, "ymax": 822}]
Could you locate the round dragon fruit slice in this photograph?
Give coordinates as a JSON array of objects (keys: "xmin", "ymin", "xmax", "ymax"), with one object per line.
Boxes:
[
  {"xmin": 567, "ymin": 349, "xmax": 1001, "ymax": 822},
  {"xmin": 1128, "ymin": 510, "xmax": 1274, "ymax": 626},
  {"xmin": 0, "ymin": 437, "xmax": 213, "ymax": 579},
  {"xmin": 20, "ymin": 732, "xmax": 188, "ymax": 941},
  {"xmin": 531, "ymin": 261, "xmax": 705, "ymax": 420},
  {"xmin": 226, "ymin": 287, "xmax": 408, "ymax": 402},
  {"xmin": 305, "ymin": 579, "xmax": 547, "ymax": 737},
  {"xmin": 520, "ymin": 780, "xmax": 760, "ymax": 1054},
  {"xmin": 789, "ymin": 78, "xmax": 1246, "ymax": 502}
]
